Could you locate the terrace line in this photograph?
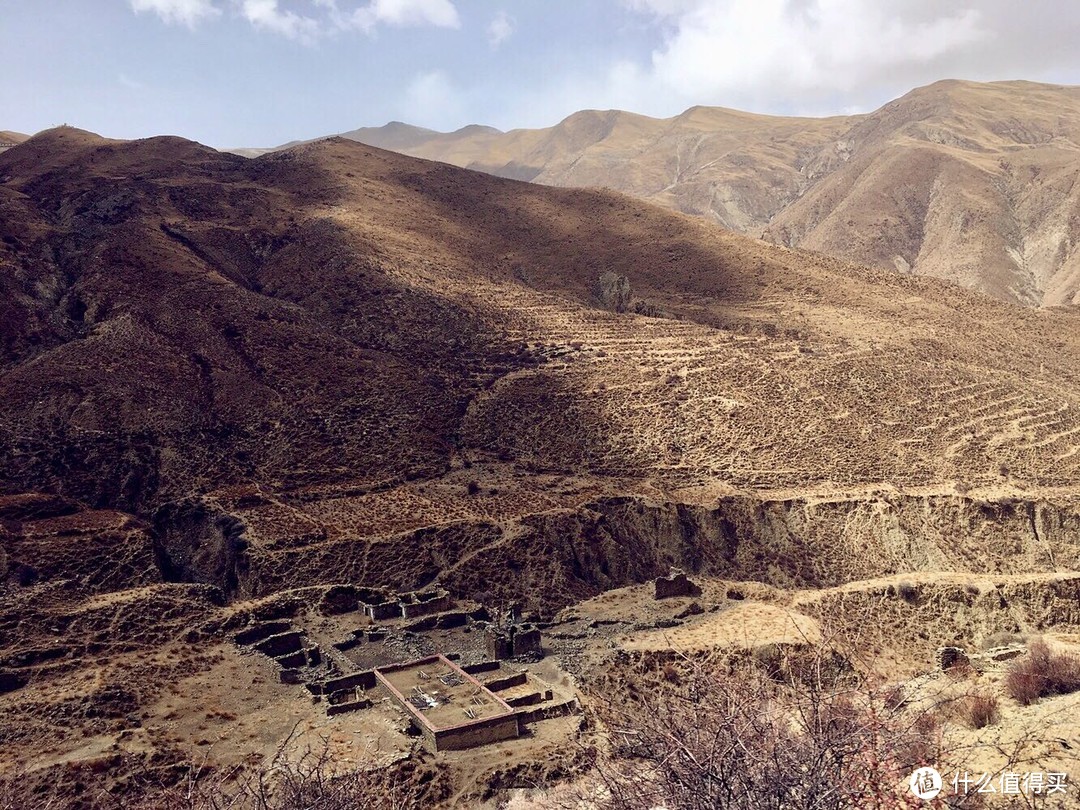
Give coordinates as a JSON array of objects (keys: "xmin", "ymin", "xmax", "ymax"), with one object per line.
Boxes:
[{"xmin": 375, "ymin": 654, "xmax": 521, "ymax": 752}]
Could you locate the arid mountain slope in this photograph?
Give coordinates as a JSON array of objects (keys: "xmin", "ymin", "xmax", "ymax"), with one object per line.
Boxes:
[
  {"xmin": 5, "ymin": 129, "xmax": 1080, "ymax": 805},
  {"xmin": 329, "ymin": 80, "xmax": 1080, "ymax": 306},
  {"xmin": 338, "ymin": 107, "xmax": 858, "ymax": 233},
  {"xmin": 0, "ymin": 132, "xmax": 27, "ymax": 153},
  {"xmin": 767, "ymin": 80, "xmax": 1080, "ymax": 306},
  {"xmin": 5, "ymin": 127, "xmax": 1080, "ymax": 598}
]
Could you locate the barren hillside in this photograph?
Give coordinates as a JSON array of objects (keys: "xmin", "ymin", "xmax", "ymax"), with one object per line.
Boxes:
[
  {"xmin": 3, "ymin": 130, "xmax": 1080, "ymax": 805},
  {"xmin": 0, "ymin": 131, "xmax": 27, "ymax": 153},
  {"xmin": 767, "ymin": 80, "xmax": 1080, "ymax": 306},
  {"xmin": 328, "ymin": 80, "xmax": 1080, "ymax": 306}
]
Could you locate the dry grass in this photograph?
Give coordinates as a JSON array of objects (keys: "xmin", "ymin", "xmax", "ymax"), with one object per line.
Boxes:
[
  {"xmin": 1005, "ymin": 639, "xmax": 1080, "ymax": 706},
  {"xmin": 567, "ymin": 654, "xmax": 971, "ymax": 810},
  {"xmin": 958, "ymin": 691, "xmax": 1000, "ymax": 729},
  {"xmin": 0, "ymin": 736, "xmax": 442, "ymax": 810}
]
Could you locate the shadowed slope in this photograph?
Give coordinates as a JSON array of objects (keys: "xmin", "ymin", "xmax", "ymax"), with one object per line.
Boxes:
[
  {"xmin": 8, "ymin": 128, "xmax": 1080, "ymax": 518},
  {"xmin": 321, "ymin": 80, "xmax": 1080, "ymax": 305}
]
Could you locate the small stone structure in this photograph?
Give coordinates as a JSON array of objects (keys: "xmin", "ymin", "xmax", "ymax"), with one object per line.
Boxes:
[
  {"xmin": 938, "ymin": 646, "xmax": 970, "ymax": 672},
  {"xmin": 483, "ymin": 605, "xmax": 544, "ymax": 660},
  {"xmin": 365, "ymin": 600, "xmax": 400, "ymax": 621},
  {"xmin": 399, "ymin": 589, "xmax": 454, "ymax": 618},
  {"xmin": 359, "ymin": 588, "xmax": 455, "ymax": 620},
  {"xmin": 376, "ymin": 654, "xmax": 520, "ymax": 752},
  {"xmin": 234, "ymin": 620, "xmax": 336, "ymax": 692},
  {"xmin": 484, "ymin": 623, "xmax": 542, "ymax": 658},
  {"xmin": 654, "ymin": 569, "xmax": 701, "ymax": 599}
]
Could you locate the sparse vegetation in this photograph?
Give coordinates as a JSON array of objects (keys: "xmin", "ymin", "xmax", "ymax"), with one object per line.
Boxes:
[
  {"xmin": 1005, "ymin": 639, "xmax": 1080, "ymax": 705},
  {"xmin": 572, "ymin": 653, "xmax": 969, "ymax": 810},
  {"xmin": 0, "ymin": 742, "xmax": 440, "ymax": 810},
  {"xmin": 882, "ymin": 683, "xmax": 907, "ymax": 711},
  {"xmin": 896, "ymin": 582, "xmax": 919, "ymax": 604},
  {"xmin": 958, "ymin": 690, "xmax": 1000, "ymax": 729}
]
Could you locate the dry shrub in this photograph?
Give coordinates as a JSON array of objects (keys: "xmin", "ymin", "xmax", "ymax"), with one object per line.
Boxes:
[
  {"xmin": 882, "ymin": 683, "xmax": 907, "ymax": 711},
  {"xmin": 0, "ymin": 739, "xmax": 444, "ymax": 810},
  {"xmin": 959, "ymin": 691, "xmax": 1000, "ymax": 729},
  {"xmin": 1005, "ymin": 639, "xmax": 1080, "ymax": 706},
  {"xmin": 944, "ymin": 659, "xmax": 976, "ymax": 680},
  {"xmin": 577, "ymin": 655, "xmax": 961, "ymax": 810},
  {"xmin": 895, "ymin": 582, "xmax": 919, "ymax": 604}
]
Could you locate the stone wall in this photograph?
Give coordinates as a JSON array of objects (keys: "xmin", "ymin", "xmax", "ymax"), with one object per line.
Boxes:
[{"xmin": 433, "ymin": 714, "xmax": 521, "ymax": 752}]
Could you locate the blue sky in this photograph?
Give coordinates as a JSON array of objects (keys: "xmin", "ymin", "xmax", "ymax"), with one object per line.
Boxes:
[{"xmin": 4, "ymin": 1, "xmax": 1080, "ymax": 147}]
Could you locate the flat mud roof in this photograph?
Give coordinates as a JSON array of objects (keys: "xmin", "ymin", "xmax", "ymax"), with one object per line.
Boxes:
[{"xmin": 375, "ymin": 654, "xmax": 514, "ymax": 732}]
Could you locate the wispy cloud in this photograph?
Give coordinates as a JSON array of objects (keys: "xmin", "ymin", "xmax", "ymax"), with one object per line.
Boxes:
[
  {"xmin": 238, "ymin": 0, "xmax": 320, "ymax": 42},
  {"xmin": 348, "ymin": 0, "xmax": 461, "ymax": 32},
  {"xmin": 617, "ymin": 0, "xmax": 991, "ymax": 113},
  {"xmin": 401, "ymin": 69, "xmax": 464, "ymax": 127},
  {"xmin": 487, "ymin": 10, "xmax": 514, "ymax": 47},
  {"xmin": 129, "ymin": 0, "xmax": 220, "ymax": 28},
  {"xmin": 118, "ymin": 72, "xmax": 147, "ymax": 90},
  {"xmin": 129, "ymin": 0, "xmax": 461, "ymax": 40}
]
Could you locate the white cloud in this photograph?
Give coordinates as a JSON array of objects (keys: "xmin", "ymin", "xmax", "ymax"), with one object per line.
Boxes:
[
  {"xmin": 129, "ymin": 0, "xmax": 220, "ymax": 27},
  {"xmin": 487, "ymin": 10, "xmax": 514, "ymax": 47},
  {"xmin": 130, "ymin": 0, "xmax": 460, "ymax": 40},
  {"xmin": 349, "ymin": 0, "xmax": 461, "ymax": 32},
  {"xmin": 238, "ymin": 0, "xmax": 320, "ymax": 42},
  {"xmin": 618, "ymin": 0, "xmax": 991, "ymax": 113}
]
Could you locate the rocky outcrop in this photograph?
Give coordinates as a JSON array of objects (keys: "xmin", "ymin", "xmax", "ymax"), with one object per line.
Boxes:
[
  {"xmin": 152, "ymin": 498, "xmax": 253, "ymax": 599},
  {"xmin": 155, "ymin": 491, "xmax": 1080, "ymax": 615},
  {"xmin": 654, "ymin": 569, "xmax": 701, "ymax": 599},
  {"xmin": 593, "ymin": 272, "xmax": 631, "ymax": 313}
]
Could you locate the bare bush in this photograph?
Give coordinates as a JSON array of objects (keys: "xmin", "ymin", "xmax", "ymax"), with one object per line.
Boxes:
[
  {"xmin": 575, "ymin": 655, "xmax": 955, "ymax": 810},
  {"xmin": 958, "ymin": 691, "xmax": 999, "ymax": 729},
  {"xmin": 0, "ymin": 736, "xmax": 441, "ymax": 810},
  {"xmin": 1005, "ymin": 639, "xmax": 1080, "ymax": 706}
]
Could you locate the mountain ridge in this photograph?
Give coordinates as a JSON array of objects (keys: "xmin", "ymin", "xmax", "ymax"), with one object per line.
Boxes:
[{"xmin": 255, "ymin": 79, "xmax": 1080, "ymax": 306}]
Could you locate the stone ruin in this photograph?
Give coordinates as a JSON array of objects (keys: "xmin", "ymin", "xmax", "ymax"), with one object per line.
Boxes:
[
  {"xmin": 230, "ymin": 585, "xmax": 577, "ymax": 752},
  {"xmin": 485, "ymin": 624, "xmax": 543, "ymax": 660},
  {"xmin": 234, "ymin": 619, "xmax": 337, "ymax": 689},
  {"xmin": 654, "ymin": 568, "xmax": 702, "ymax": 600},
  {"xmin": 482, "ymin": 605, "xmax": 544, "ymax": 661},
  {"xmin": 354, "ymin": 587, "xmax": 455, "ymax": 621},
  {"xmin": 938, "ymin": 645, "xmax": 970, "ymax": 672},
  {"xmin": 938, "ymin": 642, "xmax": 1027, "ymax": 674}
]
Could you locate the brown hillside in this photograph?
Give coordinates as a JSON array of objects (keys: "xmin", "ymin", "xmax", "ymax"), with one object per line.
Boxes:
[
  {"xmin": 767, "ymin": 80, "xmax": 1080, "ymax": 306},
  {"xmin": 0, "ymin": 131, "xmax": 28, "ymax": 153},
  {"xmin": 7, "ymin": 126, "xmax": 1080, "ymax": 512},
  {"xmin": 7, "ymin": 127, "xmax": 1080, "ymax": 563},
  {"xmin": 4, "ymin": 128, "xmax": 1080, "ymax": 805},
  {"xmin": 326, "ymin": 80, "xmax": 1080, "ymax": 306}
]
